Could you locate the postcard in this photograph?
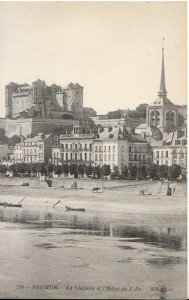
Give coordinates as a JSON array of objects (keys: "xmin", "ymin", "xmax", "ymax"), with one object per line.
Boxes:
[{"xmin": 0, "ymin": 2, "xmax": 187, "ymax": 299}]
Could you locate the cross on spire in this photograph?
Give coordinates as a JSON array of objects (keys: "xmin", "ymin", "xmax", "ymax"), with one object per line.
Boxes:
[{"xmin": 158, "ymin": 38, "xmax": 167, "ymax": 98}]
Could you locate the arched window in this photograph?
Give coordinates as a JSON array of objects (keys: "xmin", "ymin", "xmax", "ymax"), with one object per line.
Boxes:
[
  {"xmin": 170, "ymin": 112, "xmax": 175, "ymax": 127},
  {"xmin": 155, "ymin": 111, "xmax": 160, "ymax": 126},
  {"xmin": 150, "ymin": 111, "xmax": 155, "ymax": 126},
  {"xmin": 166, "ymin": 112, "xmax": 171, "ymax": 127}
]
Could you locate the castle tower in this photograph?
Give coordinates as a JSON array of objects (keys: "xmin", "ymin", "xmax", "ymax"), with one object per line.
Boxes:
[
  {"xmin": 5, "ymin": 82, "xmax": 18, "ymax": 118},
  {"xmin": 146, "ymin": 42, "xmax": 178, "ymax": 133}
]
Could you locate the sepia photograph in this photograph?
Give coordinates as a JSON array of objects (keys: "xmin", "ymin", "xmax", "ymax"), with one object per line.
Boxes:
[{"xmin": 0, "ymin": 1, "xmax": 187, "ymax": 299}]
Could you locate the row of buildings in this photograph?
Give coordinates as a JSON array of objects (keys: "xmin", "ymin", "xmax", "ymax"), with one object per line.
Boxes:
[
  {"xmin": 12, "ymin": 122, "xmax": 187, "ymax": 174},
  {"xmin": 13, "ymin": 124, "xmax": 151, "ymax": 171}
]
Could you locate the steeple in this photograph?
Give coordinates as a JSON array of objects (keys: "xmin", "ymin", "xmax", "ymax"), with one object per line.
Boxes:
[{"xmin": 158, "ymin": 38, "xmax": 167, "ymax": 98}]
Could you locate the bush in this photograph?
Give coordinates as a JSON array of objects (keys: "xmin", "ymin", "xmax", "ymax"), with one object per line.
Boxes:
[{"xmin": 0, "ymin": 165, "xmax": 7, "ymax": 174}]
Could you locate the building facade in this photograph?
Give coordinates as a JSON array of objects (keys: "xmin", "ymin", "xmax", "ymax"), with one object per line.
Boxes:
[
  {"xmin": 152, "ymin": 129, "xmax": 187, "ymax": 174},
  {"xmin": 52, "ymin": 124, "xmax": 94, "ymax": 165},
  {"xmin": 93, "ymin": 127, "xmax": 150, "ymax": 170},
  {"xmin": 51, "ymin": 125, "xmax": 150, "ymax": 171},
  {"xmin": 13, "ymin": 133, "xmax": 53, "ymax": 164}
]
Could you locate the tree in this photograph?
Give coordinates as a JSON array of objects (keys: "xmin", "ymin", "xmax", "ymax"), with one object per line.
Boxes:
[
  {"xmin": 158, "ymin": 165, "xmax": 169, "ymax": 179},
  {"xmin": 137, "ymin": 165, "xmax": 147, "ymax": 180},
  {"xmin": 128, "ymin": 165, "xmax": 137, "ymax": 180},
  {"xmin": 94, "ymin": 165, "xmax": 101, "ymax": 179},
  {"xmin": 9, "ymin": 163, "xmax": 28, "ymax": 175},
  {"xmin": 101, "ymin": 164, "xmax": 111, "ymax": 177},
  {"xmin": 54, "ymin": 165, "xmax": 62, "ymax": 176},
  {"xmin": 85, "ymin": 165, "xmax": 94, "ymax": 177},
  {"xmin": 121, "ymin": 166, "xmax": 128, "ymax": 180},
  {"xmin": 61, "ymin": 163, "xmax": 69, "ymax": 177},
  {"xmin": 168, "ymin": 164, "xmax": 182, "ymax": 180},
  {"xmin": 111, "ymin": 166, "xmax": 120, "ymax": 179},
  {"xmin": 135, "ymin": 103, "xmax": 148, "ymax": 118},
  {"xmin": 106, "ymin": 109, "xmax": 123, "ymax": 119},
  {"xmin": 78, "ymin": 164, "xmax": 86, "ymax": 178},
  {"xmin": 45, "ymin": 163, "xmax": 54, "ymax": 175},
  {"xmin": 40, "ymin": 163, "xmax": 48, "ymax": 176},
  {"xmin": 69, "ymin": 163, "xmax": 78, "ymax": 178},
  {"xmin": 83, "ymin": 107, "xmax": 97, "ymax": 119},
  {"xmin": 146, "ymin": 163, "xmax": 159, "ymax": 180}
]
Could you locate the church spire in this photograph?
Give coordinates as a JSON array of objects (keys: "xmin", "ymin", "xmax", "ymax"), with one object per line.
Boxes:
[{"xmin": 158, "ymin": 38, "xmax": 167, "ymax": 98}]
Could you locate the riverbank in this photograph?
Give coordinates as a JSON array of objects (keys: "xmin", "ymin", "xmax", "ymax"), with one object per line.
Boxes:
[
  {"xmin": 0, "ymin": 179, "xmax": 187, "ymax": 299},
  {"xmin": 0, "ymin": 180, "xmax": 187, "ymax": 241}
]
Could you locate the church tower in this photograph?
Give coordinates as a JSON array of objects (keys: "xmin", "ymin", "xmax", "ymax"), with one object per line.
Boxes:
[{"xmin": 146, "ymin": 41, "xmax": 178, "ymax": 133}]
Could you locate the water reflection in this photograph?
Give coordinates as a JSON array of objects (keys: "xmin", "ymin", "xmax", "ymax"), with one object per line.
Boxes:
[{"xmin": 0, "ymin": 206, "xmax": 185, "ymax": 251}]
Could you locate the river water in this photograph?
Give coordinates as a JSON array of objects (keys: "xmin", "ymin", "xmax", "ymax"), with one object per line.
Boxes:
[{"xmin": 0, "ymin": 218, "xmax": 187, "ymax": 299}]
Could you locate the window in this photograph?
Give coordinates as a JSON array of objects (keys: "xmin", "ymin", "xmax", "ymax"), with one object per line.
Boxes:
[
  {"xmin": 129, "ymin": 154, "xmax": 132, "ymax": 161},
  {"xmin": 65, "ymin": 144, "xmax": 68, "ymax": 149},
  {"xmin": 99, "ymin": 154, "xmax": 102, "ymax": 161},
  {"xmin": 139, "ymin": 154, "xmax": 141, "ymax": 161},
  {"xmin": 80, "ymin": 153, "xmax": 82, "ymax": 160},
  {"xmin": 95, "ymin": 154, "xmax": 98, "ymax": 161},
  {"xmin": 157, "ymin": 160, "xmax": 159, "ymax": 165},
  {"xmin": 129, "ymin": 146, "xmax": 132, "ymax": 152},
  {"xmin": 104, "ymin": 154, "xmax": 106, "ymax": 161},
  {"xmin": 89, "ymin": 153, "xmax": 92, "ymax": 161},
  {"xmin": 109, "ymin": 146, "xmax": 111, "ymax": 152},
  {"xmin": 113, "ymin": 146, "xmax": 115, "ymax": 152},
  {"xmin": 99, "ymin": 146, "xmax": 102, "ymax": 152},
  {"xmin": 75, "ymin": 144, "xmax": 78, "ymax": 150},
  {"xmin": 95, "ymin": 146, "xmax": 98, "ymax": 152},
  {"xmin": 104, "ymin": 146, "xmax": 106, "ymax": 151},
  {"xmin": 156, "ymin": 151, "xmax": 159, "ymax": 158},
  {"xmin": 66, "ymin": 153, "xmax": 68, "ymax": 161},
  {"xmin": 113, "ymin": 154, "xmax": 115, "ymax": 161},
  {"xmin": 108, "ymin": 154, "xmax": 111, "ymax": 160},
  {"xmin": 166, "ymin": 151, "xmax": 168, "ymax": 158},
  {"xmin": 70, "ymin": 153, "xmax": 73, "ymax": 160},
  {"xmin": 70, "ymin": 144, "xmax": 72, "ymax": 150},
  {"xmin": 143, "ymin": 155, "xmax": 145, "ymax": 160},
  {"xmin": 85, "ymin": 153, "xmax": 87, "ymax": 161},
  {"xmin": 134, "ymin": 154, "xmax": 137, "ymax": 160}
]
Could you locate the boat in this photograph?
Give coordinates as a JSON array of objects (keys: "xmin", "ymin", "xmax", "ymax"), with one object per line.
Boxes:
[
  {"xmin": 65, "ymin": 205, "xmax": 85, "ymax": 212},
  {"xmin": 0, "ymin": 202, "xmax": 22, "ymax": 208}
]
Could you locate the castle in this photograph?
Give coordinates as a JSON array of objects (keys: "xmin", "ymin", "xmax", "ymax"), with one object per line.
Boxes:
[
  {"xmin": 5, "ymin": 79, "xmax": 83, "ymax": 120},
  {"xmin": 4, "ymin": 80, "xmax": 84, "ymax": 137}
]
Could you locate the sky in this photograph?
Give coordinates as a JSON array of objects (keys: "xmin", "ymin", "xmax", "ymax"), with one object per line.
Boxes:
[{"xmin": 0, "ymin": 2, "xmax": 187, "ymax": 118}]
